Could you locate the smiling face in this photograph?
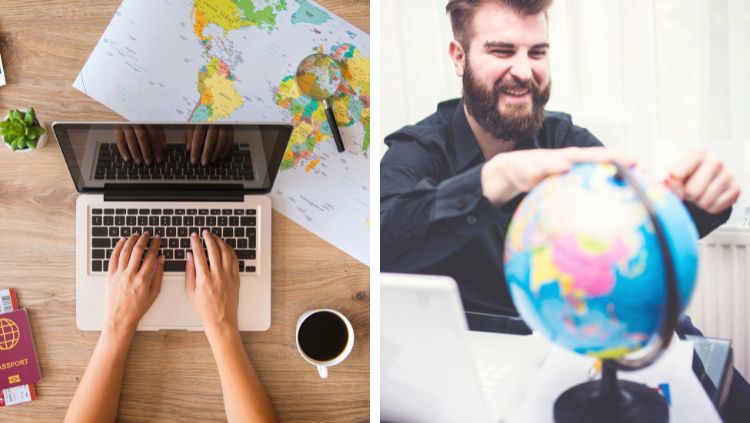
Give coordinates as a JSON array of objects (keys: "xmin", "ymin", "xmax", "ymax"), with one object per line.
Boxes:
[{"xmin": 450, "ymin": 2, "xmax": 551, "ymax": 141}]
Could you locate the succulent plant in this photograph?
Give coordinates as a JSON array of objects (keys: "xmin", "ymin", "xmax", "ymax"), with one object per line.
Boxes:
[{"xmin": 0, "ymin": 108, "xmax": 46, "ymax": 151}]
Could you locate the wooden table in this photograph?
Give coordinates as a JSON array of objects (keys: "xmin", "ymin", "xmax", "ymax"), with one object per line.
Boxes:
[{"xmin": 0, "ymin": 1, "xmax": 370, "ymax": 421}]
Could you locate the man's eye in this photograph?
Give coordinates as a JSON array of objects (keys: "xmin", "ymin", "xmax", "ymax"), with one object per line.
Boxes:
[
  {"xmin": 491, "ymin": 50, "xmax": 514, "ymax": 56},
  {"xmin": 530, "ymin": 50, "xmax": 547, "ymax": 58}
]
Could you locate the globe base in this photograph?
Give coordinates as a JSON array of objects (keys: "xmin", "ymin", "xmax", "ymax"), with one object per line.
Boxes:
[{"xmin": 554, "ymin": 361, "xmax": 668, "ymax": 423}]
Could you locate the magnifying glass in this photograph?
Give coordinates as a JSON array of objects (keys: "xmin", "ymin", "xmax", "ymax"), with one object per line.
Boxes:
[{"xmin": 295, "ymin": 53, "xmax": 345, "ymax": 152}]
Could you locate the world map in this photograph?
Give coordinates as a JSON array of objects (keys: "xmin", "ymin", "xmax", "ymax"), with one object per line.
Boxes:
[{"xmin": 73, "ymin": 0, "xmax": 370, "ymax": 264}]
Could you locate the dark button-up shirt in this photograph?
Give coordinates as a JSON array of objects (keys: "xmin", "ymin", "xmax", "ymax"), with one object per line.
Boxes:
[{"xmin": 381, "ymin": 98, "xmax": 730, "ymax": 316}]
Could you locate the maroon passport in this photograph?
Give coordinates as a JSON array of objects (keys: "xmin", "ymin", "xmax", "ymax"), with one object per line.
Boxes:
[{"xmin": 0, "ymin": 309, "xmax": 40, "ymax": 390}]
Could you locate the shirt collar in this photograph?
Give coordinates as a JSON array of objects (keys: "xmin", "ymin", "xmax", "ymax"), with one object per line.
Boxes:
[
  {"xmin": 450, "ymin": 99, "xmax": 542, "ymax": 171},
  {"xmin": 450, "ymin": 99, "xmax": 484, "ymax": 172}
]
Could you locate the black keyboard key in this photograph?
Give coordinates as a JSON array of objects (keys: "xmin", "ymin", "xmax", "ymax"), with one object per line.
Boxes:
[
  {"xmin": 178, "ymin": 227, "xmax": 188, "ymax": 237},
  {"xmin": 180, "ymin": 238, "xmax": 191, "ymax": 248},
  {"xmin": 115, "ymin": 216, "xmax": 125, "ymax": 226},
  {"xmin": 92, "ymin": 208, "xmax": 103, "ymax": 215},
  {"xmin": 227, "ymin": 238, "xmax": 236, "ymax": 248},
  {"xmin": 210, "ymin": 209, "xmax": 221, "ymax": 215},
  {"xmin": 112, "ymin": 238, "xmax": 121, "ymax": 247},
  {"xmin": 195, "ymin": 216, "xmax": 205, "ymax": 226},
  {"xmin": 236, "ymin": 250, "xmax": 255, "ymax": 259},
  {"xmin": 138, "ymin": 216, "xmax": 148, "ymax": 225},
  {"xmin": 175, "ymin": 250, "xmax": 185, "ymax": 259},
  {"xmin": 104, "ymin": 216, "xmax": 114, "ymax": 225},
  {"xmin": 189, "ymin": 227, "xmax": 199, "ymax": 236},
  {"xmin": 92, "ymin": 238, "xmax": 110, "ymax": 248},
  {"xmin": 139, "ymin": 208, "xmax": 150, "ymax": 214},
  {"xmin": 109, "ymin": 227, "xmax": 119, "ymax": 237},
  {"xmin": 160, "ymin": 238, "xmax": 167, "ymax": 248},
  {"xmin": 92, "ymin": 261, "xmax": 102, "ymax": 272},
  {"xmin": 239, "ymin": 261, "xmax": 244, "ymax": 271},
  {"xmin": 164, "ymin": 260, "xmax": 186, "ymax": 272},
  {"xmin": 241, "ymin": 217, "xmax": 256, "ymax": 226},
  {"xmin": 103, "ymin": 260, "xmax": 109, "ymax": 271},
  {"xmin": 234, "ymin": 209, "xmax": 244, "ymax": 215},
  {"xmin": 151, "ymin": 209, "xmax": 162, "ymax": 215},
  {"xmin": 163, "ymin": 209, "xmax": 174, "ymax": 215},
  {"xmin": 222, "ymin": 209, "xmax": 232, "ymax": 215},
  {"xmin": 104, "ymin": 209, "xmax": 114, "ymax": 215},
  {"xmin": 160, "ymin": 216, "xmax": 170, "ymax": 226},
  {"xmin": 126, "ymin": 216, "xmax": 136, "ymax": 225},
  {"xmin": 155, "ymin": 227, "xmax": 165, "ymax": 237},
  {"xmin": 238, "ymin": 239, "xmax": 247, "ymax": 249},
  {"xmin": 116, "ymin": 209, "xmax": 126, "ymax": 215},
  {"xmin": 245, "ymin": 209, "xmax": 256, "ymax": 215},
  {"xmin": 184, "ymin": 216, "xmax": 193, "ymax": 226},
  {"xmin": 207, "ymin": 217, "xmax": 216, "ymax": 226},
  {"xmin": 149, "ymin": 216, "xmax": 159, "ymax": 226},
  {"xmin": 121, "ymin": 227, "xmax": 131, "ymax": 237},
  {"xmin": 175, "ymin": 209, "xmax": 185, "ymax": 215},
  {"xmin": 211, "ymin": 228, "xmax": 222, "ymax": 236},
  {"xmin": 173, "ymin": 216, "xmax": 182, "ymax": 226},
  {"xmin": 246, "ymin": 266, "xmax": 256, "ymax": 273},
  {"xmin": 229, "ymin": 217, "xmax": 239, "ymax": 226},
  {"xmin": 144, "ymin": 227, "xmax": 154, "ymax": 235},
  {"xmin": 169, "ymin": 238, "xmax": 179, "ymax": 248},
  {"xmin": 249, "ymin": 237, "xmax": 256, "ymax": 248},
  {"xmin": 127, "ymin": 209, "xmax": 138, "ymax": 214},
  {"xmin": 92, "ymin": 249, "xmax": 106, "ymax": 259},
  {"xmin": 248, "ymin": 228, "xmax": 256, "ymax": 236},
  {"xmin": 164, "ymin": 250, "xmax": 174, "ymax": 259},
  {"xmin": 187, "ymin": 209, "xmax": 197, "ymax": 215},
  {"xmin": 92, "ymin": 227, "xmax": 108, "ymax": 237},
  {"xmin": 235, "ymin": 227, "xmax": 244, "ymax": 237},
  {"xmin": 218, "ymin": 216, "xmax": 227, "ymax": 226},
  {"xmin": 167, "ymin": 227, "xmax": 176, "ymax": 237},
  {"xmin": 92, "ymin": 216, "xmax": 103, "ymax": 226},
  {"xmin": 106, "ymin": 249, "xmax": 113, "ymax": 258},
  {"xmin": 199, "ymin": 209, "xmax": 209, "ymax": 215}
]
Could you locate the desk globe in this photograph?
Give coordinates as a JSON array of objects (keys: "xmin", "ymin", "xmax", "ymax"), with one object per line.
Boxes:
[{"xmin": 504, "ymin": 162, "xmax": 699, "ymax": 423}]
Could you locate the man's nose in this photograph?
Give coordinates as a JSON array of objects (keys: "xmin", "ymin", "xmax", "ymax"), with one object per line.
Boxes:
[{"xmin": 509, "ymin": 54, "xmax": 532, "ymax": 82}]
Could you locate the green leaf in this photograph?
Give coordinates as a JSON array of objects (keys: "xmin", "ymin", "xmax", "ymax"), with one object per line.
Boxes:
[
  {"xmin": 28, "ymin": 126, "xmax": 45, "ymax": 138},
  {"xmin": 28, "ymin": 108, "xmax": 36, "ymax": 122},
  {"xmin": 23, "ymin": 110, "xmax": 33, "ymax": 125},
  {"xmin": 26, "ymin": 139, "xmax": 37, "ymax": 149},
  {"xmin": 10, "ymin": 139, "xmax": 19, "ymax": 151},
  {"xmin": 9, "ymin": 109, "xmax": 21, "ymax": 121}
]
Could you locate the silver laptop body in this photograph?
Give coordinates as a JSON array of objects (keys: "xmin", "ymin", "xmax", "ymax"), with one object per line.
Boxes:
[{"xmin": 54, "ymin": 122, "xmax": 292, "ymax": 331}]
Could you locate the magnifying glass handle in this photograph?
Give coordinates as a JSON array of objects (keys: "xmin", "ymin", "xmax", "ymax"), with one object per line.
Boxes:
[{"xmin": 324, "ymin": 99, "xmax": 345, "ymax": 152}]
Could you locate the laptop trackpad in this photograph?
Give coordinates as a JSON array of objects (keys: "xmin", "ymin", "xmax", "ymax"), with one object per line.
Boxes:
[{"xmin": 141, "ymin": 278, "xmax": 202, "ymax": 329}]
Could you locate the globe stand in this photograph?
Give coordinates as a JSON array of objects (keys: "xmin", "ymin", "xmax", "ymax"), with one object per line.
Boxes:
[{"xmin": 554, "ymin": 360, "xmax": 668, "ymax": 423}]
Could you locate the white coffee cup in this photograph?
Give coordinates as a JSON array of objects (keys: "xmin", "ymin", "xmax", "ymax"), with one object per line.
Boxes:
[{"xmin": 295, "ymin": 309, "xmax": 355, "ymax": 378}]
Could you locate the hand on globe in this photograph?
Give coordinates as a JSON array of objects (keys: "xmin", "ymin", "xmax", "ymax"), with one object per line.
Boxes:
[
  {"xmin": 664, "ymin": 147, "xmax": 741, "ymax": 214},
  {"xmin": 481, "ymin": 147, "xmax": 636, "ymax": 205},
  {"xmin": 104, "ymin": 233, "xmax": 165, "ymax": 337}
]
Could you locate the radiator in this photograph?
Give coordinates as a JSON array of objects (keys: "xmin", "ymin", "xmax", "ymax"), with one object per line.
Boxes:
[{"xmin": 688, "ymin": 226, "xmax": 750, "ymax": 381}]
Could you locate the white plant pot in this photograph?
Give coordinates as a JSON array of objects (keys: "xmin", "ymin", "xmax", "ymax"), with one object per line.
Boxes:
[{"xmin": 1, "ymin": 109, "xmax": 48, "ymax": 153}]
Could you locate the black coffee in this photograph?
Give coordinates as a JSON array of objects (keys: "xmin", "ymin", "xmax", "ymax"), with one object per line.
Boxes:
[{"xmin": 298, "ymin": 311, "xmax": 349, "ymax": 362}]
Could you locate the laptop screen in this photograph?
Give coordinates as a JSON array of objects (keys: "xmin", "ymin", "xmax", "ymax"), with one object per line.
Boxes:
[{"xmin": 53, "ymin": 122, "xmax": 292, "ymax": 194}]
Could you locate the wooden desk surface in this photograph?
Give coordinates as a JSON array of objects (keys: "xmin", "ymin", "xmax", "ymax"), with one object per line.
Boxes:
[{"xmin": 0, "ymin": 1, "xmax": 370, "ymax": 421}]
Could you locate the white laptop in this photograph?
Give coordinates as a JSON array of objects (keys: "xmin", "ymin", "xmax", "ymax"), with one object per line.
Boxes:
[
  {"xmin": 53, "ymin": 122, "xmax": 292, "ymax": 331},
  {"xmin": 381, "ymin": 273, "xmax": 552, "ymax": 423}
]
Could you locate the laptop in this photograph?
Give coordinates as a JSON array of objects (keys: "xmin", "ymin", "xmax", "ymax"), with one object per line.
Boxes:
[
  {"xmin": 381, "ymin": 273, "xmax": 551, "ymax": 423},
  {"xmin": 53, "ymin": 122, "xmax": 292, "ymax": 331}
]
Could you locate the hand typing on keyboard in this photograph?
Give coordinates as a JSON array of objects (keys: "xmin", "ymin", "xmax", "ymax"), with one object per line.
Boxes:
[
  {"xmin": 185, "ymin": 230, "xmax": 240, "ymax": 334},
  {"xmin": 115, "ymin": 125, "xmax": 167, "ymax": 165},
  {"xmin": 103, "ymin": 232, "xmax": 165, "ymax": 337},
  {"xmin": 185, "ymin": 125, "xmax": 234, "ymax": 166}
]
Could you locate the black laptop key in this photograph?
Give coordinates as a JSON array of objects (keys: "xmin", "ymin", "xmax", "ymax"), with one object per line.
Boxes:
[
  {"xmin": 173, "ymin": 216, "xmax": 182, "ymax": 226},
  {"xmin": 155, "ymin": 227, "xmax": 165, "ymax": 237},
  {"xmin": 103, "ymin": 216, "xmax": 113, "ymax": 225},
  {"xmin": 189, "ymin": 227, "xmax": 199, "ymax": 236},
  {"xmin": 92, "ymin": 249, "xmax": 106, "ymax": 259},
  {"xmin": 196, "ymin": 216, "xmax": 205, "ymax": 226},
  {"xmin": 180, "ymin": 238, "xmax": 190, "ymax": 249},
  {"xmin": 160, "ymin": 216, "xmax": 170, "ymax": 226},
  {"xmin": 199, "ymin": 209, "xmax": 209, "ymax": 215},
  {"xmin": 115, "ymin": 216, "xmax": 125, "ymax": 226},
  {"xmin": 238, "ymin": 239, "xmax": 247, "ymax": 249},
  {"xmin": 121, "ymin": 227, "xmax": 131, "ymax": 237},
  {"xmin": 241, "ymin": 217, "xmax": 256, "ymax": 226},
  {"xmin": 92, "ymin": 209, "xmax": 103, "ymax": 215},
  {"xmin": 236, "ymin": 249, "xmax": 255, "ymax": 259},
  {"xmin": 112, "ymin": 238, "xmax": 121, "ymax": 247},
  {"xmin": 207, "ymin": 217, "xmax": 216, "ymax": 226},
  {"xmin": 103, "ymin": 208, "xmax": 114, "ymax": 215},
  {"xmin": 169, "ymin": 238, "xmax": 179, "ymax": 248},
  {"xmin": 138, "ymin": 216, "xmax": 147, "ymax": 225},
  {"xmin": 210, "ymin": 209, "xmax": 221, "ymax": 215},
  {"xmin": 116, "ymin": 209, "xmax": 126, "ymax": 215},
  {"xmin": 144, "ymin": 227, "xmax": 154, "ymax": 235},
  {"xmin": 250, "ymin": 237, "xmax": 256, "ymax": 248},
  {"xmin": 184, "ymin": 216, "xmax": 193, "ymax": 226},
  {"xmin": 126, "ymin": 216, "xmax": 136, "ymax": 226},
  {"xmin": 151, "ymin": 209, "xmax": 161, "ymax": 215},
  {"xmin": 106, "ymin": 249, "xmax": 113, "ymax": 258},
  {"xmin": 227, "ymin": 238, "xmax": 236, "ymax": 248},
  {"xmin": 127, "ymin": 209, "xmax": 137, "ymax": 215},
  {"xmin": 167, "ymin": 227, "xmax": 176, "ymax": 237},
  {"xmin": 164, "ymin": 250, "xmax": 174, "ymax": 259},
  {"xmin": 178, "ymin": 227, "xmax": 188, "ymax": 237},
  {"xmin": 139, "ymin": 208, "xmax": 150, "ymax": 214},
  {"xmin": 92, "ymin": 227, "xmax": 108, "ymax": 237},
  {"xmin": 175, "ymin": 209, "xmax": 185, "ymax": 215},
  {"xmin": 92, "ymin": 261, "xmax": 102, "ymax": 272},
  {"xmin": 92, "ymin": 238, "xmax": 110, "ymax": 248},
  {"xmin": 187, "ymin": 209, "xmax": 197, "ymax": 215},
  {"xmin": 165, "ymin": 260, "xmax": 186, "ymax": 272},
  {"xmin": 229, "ymin": 217, "xmax": 239, "ymax": 226},
  {"xmin": 163, "ymin": 209, "xmax": 174, "ymax": 215},
  {"xmin": 248, "ymin": 228, "xmax": 256, "ymax": 235},
  {"xmin": 160, "ymin": 238, "xmax": 167, "ymax": 248},
  {"xmin": 246, "ymin": 266, "xmax": 256, "ymax": 273},
  {"xmin": 218, "ymin": 216, "xmax": 227, "ymax": 226},
  {"xmin": 149, "ymin": 216, "xmax": 159, "ymax": 226},
  {"xmin": 222, "ymin": 209, "xmax": 232, "ymax": 215},
  {"xmin": 175, "ymin": 250, "xmax": 185, "ymax": 260},
  {"xmin": 246, "ymin": 209, "xmax": 256, "ymax": 215},
  {"xmin": 223, "ymin": 228, "xmax": 232, "ymax": 237},
  {"xmin": 109, "ymin": 227, "xmax": 119, "ymax": 237},
  {"xmin": 233, "ymin": 209, "xmax": 244, "ymax": 215},
  {"xmin": 211, "ymin": 228, "xmax": 221, "ymax": 236}
]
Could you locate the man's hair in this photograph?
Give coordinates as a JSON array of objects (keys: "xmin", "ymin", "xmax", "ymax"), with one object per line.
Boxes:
[{"xmin": 446, "ymin": 0, "xmax": 552, "ymax": 49}]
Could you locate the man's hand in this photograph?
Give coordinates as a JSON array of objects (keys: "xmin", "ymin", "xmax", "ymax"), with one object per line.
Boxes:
[
  {"xmin": 185, "ymin": 231, "xmax": 240, "ymax": 334},
  {"xmin": 481, "ymin": 147, "xmax": 636, "ymax": 205},
  {"xmin": 115, "ymin": 125, "xmax": 167, "ymax": 165},
  {"xmin": 185, "ymin": 125, "xmax": 234, "ymax": 166},
  {"xmin": 104, "ymin": 233, "xmax": 165, "ymax": 337},
  {"xmin": 664, "ymin": 148, "xmax": 741, "ymax": 214}
]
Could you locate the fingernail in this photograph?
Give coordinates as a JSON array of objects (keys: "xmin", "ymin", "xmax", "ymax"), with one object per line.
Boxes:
[
  {"xmin": 187, "ymin": 251, "xmax": 193, "ymax": 260},
  {"xmin": 135, "ymin": 159, "xmax": 142, "ymax": 164},
  {"xmin": 191, "ymin": 158, "xmax": 197, "ymax": 165},
  {"xmin": 155, "ymin": 234, "xmax": 160, "ymax": 239},
  {"xmin": 160, "ymin": 255, "xmax": 165, "ymax": 263},
  {"xmin": 191, "ymin": 232, "xmax": 197, "ymax": 237},
  {"xmin": 202, "ymin": 159, "xmax": 208, "ymax": 166},
  {"xmin": 203, "ymin": 229, "xmax": 210, "ymax": 236}
]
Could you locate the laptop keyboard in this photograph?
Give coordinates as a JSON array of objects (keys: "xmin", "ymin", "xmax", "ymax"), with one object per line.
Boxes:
[
  {"xmin": 94, "ymin": 143, "xmax": 254, "ymax": 181},
  {"xmin": 90, "ymin": 208, "xmax": 257, "ymax": 274}
]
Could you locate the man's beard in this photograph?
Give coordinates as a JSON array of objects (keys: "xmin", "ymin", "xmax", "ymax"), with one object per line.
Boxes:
[{"xmin": 462, "ymin": 61, "xmax": 551, "ymax": 142}]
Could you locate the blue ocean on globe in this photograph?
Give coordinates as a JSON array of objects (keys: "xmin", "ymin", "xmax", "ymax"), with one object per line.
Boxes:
[{"xmin": 504, "ymin": 163, "xmax": 699, "ymax": 358}]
